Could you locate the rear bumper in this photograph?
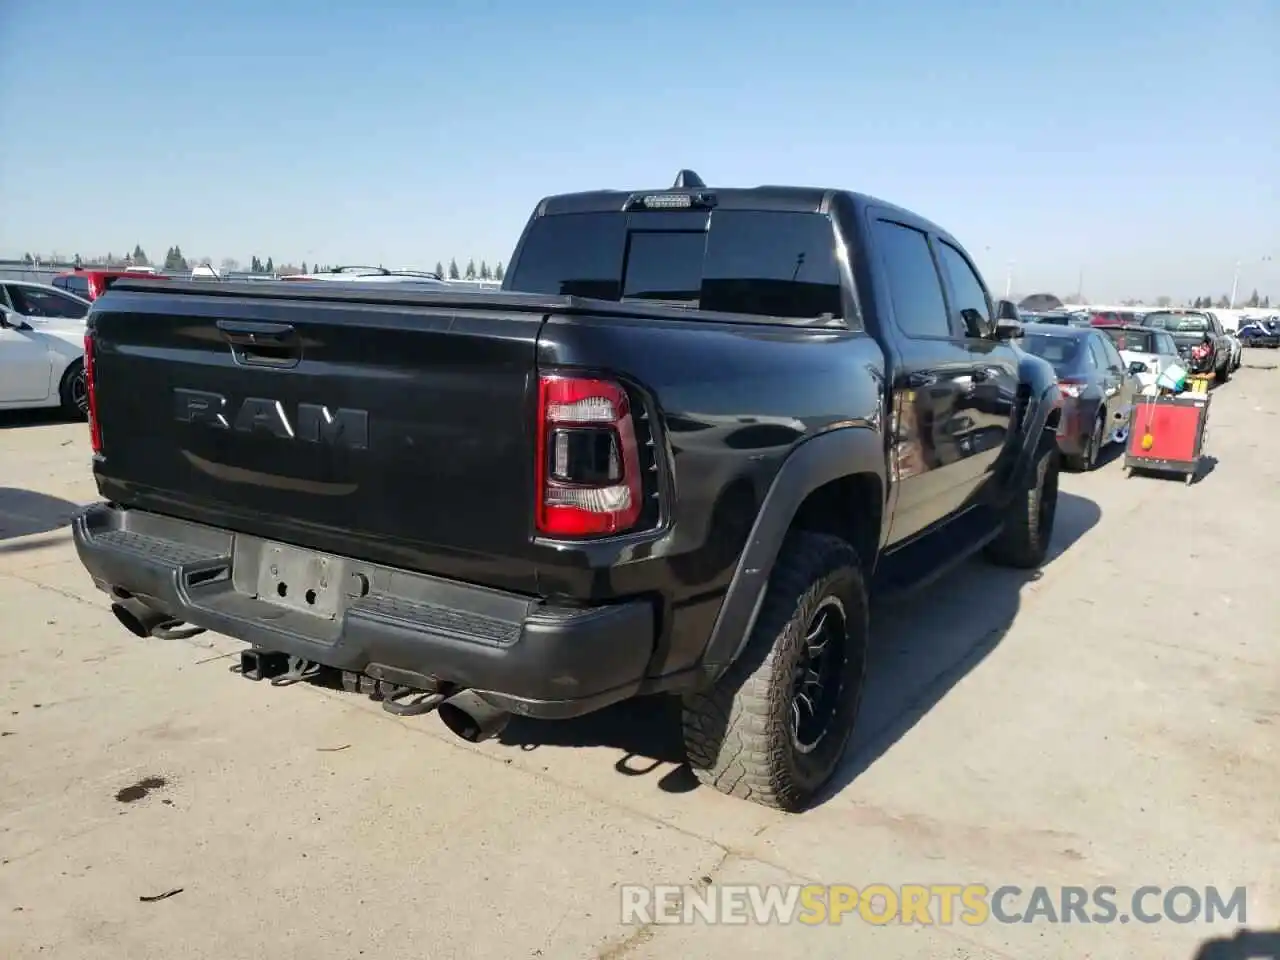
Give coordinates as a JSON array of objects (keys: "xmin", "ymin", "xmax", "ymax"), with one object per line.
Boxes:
[
  {"xmin": 1054, "ymin": 398, "xmax": 1089, "ymax": 455},
  {"xmin": 72, "ymin": 503, "xmax": 656, "ymax": 719}
]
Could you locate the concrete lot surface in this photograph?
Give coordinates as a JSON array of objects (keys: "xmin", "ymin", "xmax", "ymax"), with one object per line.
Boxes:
[{"xmin": 2, "ymin": 365, "xmax": 1277, "ymax": 959}]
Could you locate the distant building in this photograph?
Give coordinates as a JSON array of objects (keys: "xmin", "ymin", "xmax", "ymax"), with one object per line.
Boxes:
[{"xmin": 1018, "ymin": 293, "xmax": 1064, "ymax": 312}]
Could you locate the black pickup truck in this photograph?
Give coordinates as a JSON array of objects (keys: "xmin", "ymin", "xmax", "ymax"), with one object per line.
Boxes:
[{"xmin": 72, "ymin": 170, "xmax": 1062, "ymax": 811}]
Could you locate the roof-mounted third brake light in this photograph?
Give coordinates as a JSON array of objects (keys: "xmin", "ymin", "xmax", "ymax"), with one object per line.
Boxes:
[{"xmin": 623, "ymin": 169, "xmax": 715, "ymax": 211}]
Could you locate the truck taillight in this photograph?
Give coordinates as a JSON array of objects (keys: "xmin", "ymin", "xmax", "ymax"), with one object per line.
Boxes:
[
  {"xmin": 535, "ymin": 374, "xmax": 642, "ymax": 537},
  {"xmin": 84, "ymin": 333, "xmax": 102, "ymax": 454}
]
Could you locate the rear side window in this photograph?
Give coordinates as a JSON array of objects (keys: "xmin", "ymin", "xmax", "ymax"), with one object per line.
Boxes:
[
  {"xmin": 870, "ymin": 220, "xmax": 951, "ymax": 338},
  {"xmin": 1099, "ymin": 336, "xmax": 1125, "ymax": 370},
  {"xmin": 6, "ymin": 286, "xmax": 90, "ymax": 319},
  {"xmin": 1087, "ymin": 336, "xmax": 1109, "ymax": 370},
  {"xmin": 506, "ymin": 209, "xmax": 843, "ymax": 321}
]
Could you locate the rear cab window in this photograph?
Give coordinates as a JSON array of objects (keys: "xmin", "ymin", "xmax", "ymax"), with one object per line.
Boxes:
[
  {"xmin": 1022, "ymin": 332, "xmax": 1086, "ymax": 377},
  {"xmin": 1101, "ymin": 328, "xmax": 1153, "ymax": 352},
  {"xmin": 65, "ymin": 275, "xmax": 92, "ymax": 299},
  {"xmin": 1146, "ymin": 311, "xmax": 1209, "ymax": 333},
  {"xmin": 505, "ymin": 208, "xmax": 845, "ymax": 323}
]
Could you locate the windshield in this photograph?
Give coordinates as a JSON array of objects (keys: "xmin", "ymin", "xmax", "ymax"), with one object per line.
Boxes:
[
  {"xmin": 1145, "ymin": 312, "xmax": 1209, "ymax": 333},
  {"xmin": 505, "ymin": 209, "xmax": 843, "ymax": 321},
  {"xmin": 1022, "ymin": 333, "xmax": 1085, "ymax": 376},
  {"xmin": 1101, "ymin": 328, "xmax": 1154, "ymax": 352}
]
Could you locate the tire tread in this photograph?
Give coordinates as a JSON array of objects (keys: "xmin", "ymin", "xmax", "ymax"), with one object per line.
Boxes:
[{"xmin": 682, "ymin": 532, "xmax": 866, "ymax": 811}]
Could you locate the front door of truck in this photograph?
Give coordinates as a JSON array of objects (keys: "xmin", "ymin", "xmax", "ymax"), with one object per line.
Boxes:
[{"xmin": 931, "ymin": 238, "xmax": 1017, "ymax": 506}]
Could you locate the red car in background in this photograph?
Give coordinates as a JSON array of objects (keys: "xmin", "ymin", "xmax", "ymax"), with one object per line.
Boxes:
[
  {"xmin": 1090, "ymin": 310, "xmax": 1141, "ymax": 326},
  {"xmin": 51, "ymin": 267, "xmax": 167, "ymax": 302}
]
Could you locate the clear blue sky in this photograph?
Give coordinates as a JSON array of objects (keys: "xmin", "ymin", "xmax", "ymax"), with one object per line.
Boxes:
[{"xmin": 1, "ymin": 0, "xmax": 1276, "ymax": 302}]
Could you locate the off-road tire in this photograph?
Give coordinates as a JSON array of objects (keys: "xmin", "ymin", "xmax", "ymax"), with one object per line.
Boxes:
[
  {"xmin": 984, "ymin": 439, "xmax": 1059, "ymax": 569},
  {"xmin": 59, "ymin": 359, "xmax": 88, "ymax": 420},
  {"xmin": 1064, "ymin": 412, "xmax": 1103, "ymax": 472},
  {"xmin": 681, "ymin": 532, "xmax": 868, "ymax": 812}
]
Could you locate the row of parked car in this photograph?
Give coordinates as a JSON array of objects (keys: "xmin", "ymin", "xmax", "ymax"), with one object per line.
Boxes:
[
  {"xmin": 1013, "ymin": 306, "xmax": 1254, "ymax": 471},
  {"xmin": 0, "ymin": 265, "xmax": 506, "ymax": 417}
]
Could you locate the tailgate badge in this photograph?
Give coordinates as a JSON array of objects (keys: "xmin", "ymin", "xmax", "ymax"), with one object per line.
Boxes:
[{"xmin": 173, "ymin": 388, "xmax": 370, "ymax": 450}]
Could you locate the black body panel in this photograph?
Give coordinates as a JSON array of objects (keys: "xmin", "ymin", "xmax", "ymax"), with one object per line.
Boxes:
[{"xmin": 78, "ymin": 180, "xmax": 1059, "ymax": 707}]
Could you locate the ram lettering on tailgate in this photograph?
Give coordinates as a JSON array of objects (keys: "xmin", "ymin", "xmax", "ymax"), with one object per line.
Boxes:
[{"xmin": 172, "ymin": 388, "xmax": 369, "ymax": 450}]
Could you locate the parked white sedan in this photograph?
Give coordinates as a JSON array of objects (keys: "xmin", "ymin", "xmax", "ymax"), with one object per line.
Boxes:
[
  {"xmin": 0, "ymin": 281, "xmax": 92, "ymax": 418},
  {"xmin": 1096, "ymin": 324, "xmax": 1182, "ymax": 392}
]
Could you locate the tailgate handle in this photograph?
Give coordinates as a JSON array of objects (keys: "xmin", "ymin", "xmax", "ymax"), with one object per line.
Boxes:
[{"xmin": 216, "ymin": 320, "xmax": 301, "ymax": 368}]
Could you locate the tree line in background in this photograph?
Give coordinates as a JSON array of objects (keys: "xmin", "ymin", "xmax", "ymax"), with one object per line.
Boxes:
[
  {"xmin": 1115, "ymin": 292, "xmax": 1273, "ymax": 310},
  {"xmin": 1189, "ymin": 292, "xmax": 1270, "ymax": 309},
  {"xmin": 14, "ymin": 249, "xmax": 1270, "ymax": 305},
  {"xmin": 20, "ymin": 247, "xmax": 506, "ymax": 281}
]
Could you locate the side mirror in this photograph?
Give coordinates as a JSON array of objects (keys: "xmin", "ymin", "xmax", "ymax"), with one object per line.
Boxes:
[
  {"xmin": 994, "ymin": 317, "xmax": 1023, "ymax": 340},
  {"xmin": 1129, "ymin": 361, "xmax": 1148, "ymax": 375},
  {"xmin": 995, "ymin": 299, "xmax": 1021, "ymax": 322},
  {"xmin": 0, "ymin": 309, "xmax": 26, "ymax": 331},
  {"xmin": 960, "ymin": 307, "xmax": 995, "ymax": 339}
]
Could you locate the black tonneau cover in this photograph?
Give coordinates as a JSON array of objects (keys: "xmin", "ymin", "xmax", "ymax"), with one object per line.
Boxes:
[{"xmin": 103, "ymin": 278, "xmax": 844, "ymax": 328}]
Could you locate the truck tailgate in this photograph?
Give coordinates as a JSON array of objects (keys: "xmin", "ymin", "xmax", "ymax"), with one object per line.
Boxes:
[{"xmin": 89, "ymin": 288, "xmax": 543, "ymax": 587}]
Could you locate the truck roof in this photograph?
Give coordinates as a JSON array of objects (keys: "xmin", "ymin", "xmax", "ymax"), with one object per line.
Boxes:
[{"xmin": 531, "ymin": 170, "xmax": 950, "ymax": 241}]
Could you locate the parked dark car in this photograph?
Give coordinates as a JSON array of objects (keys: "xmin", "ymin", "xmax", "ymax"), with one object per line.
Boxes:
[
  {"xmin": 71, "ymin": 170, "xmax": 1064, "ymax": 811},
  {"xmin": 1139, "ymin": 309, "xmax": 1233, "ymax": 380},
  {"xmin": 1237, "ymin": 318, "xmax": 1280, "ymax": 348},
  {"xmin": 1019, "ymin": 323, "xmax": 1137, "ymax": 471}
]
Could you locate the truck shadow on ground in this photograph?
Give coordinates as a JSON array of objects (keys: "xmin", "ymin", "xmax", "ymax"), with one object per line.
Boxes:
[
  {"xmin": 0, "ymin": 409, "xmax": 77, "ymax": 430},
  {"xmin": 0, "ymin": 487, "xmax": 82, "ymax": 544},
  {"xmin": 1190, "ymin": 928, "xmax": 1280, "ymax": 960},
  {"xmin": 496, "ymin": 491, "xmax": 1102, "ymax": 803}
]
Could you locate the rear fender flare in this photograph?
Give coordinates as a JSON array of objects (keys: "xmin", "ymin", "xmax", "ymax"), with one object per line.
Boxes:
[
  {"xmin": 1010, "ymin": 382, "xmax": 1063, "ymax": 490},
  {"xmin": 699, "ymin": 427, "xmax": 885, "ymax": 681}
]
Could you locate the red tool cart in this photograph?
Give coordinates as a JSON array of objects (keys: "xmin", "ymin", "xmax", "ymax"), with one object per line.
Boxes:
[{"xmin": 1123, "ymin": 392, "xmax": 1211, "ymax": 485}]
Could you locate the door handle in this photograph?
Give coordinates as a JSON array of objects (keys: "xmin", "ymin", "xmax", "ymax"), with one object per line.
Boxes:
[
  {"xmin": 216, "ymin": 319, "xmax": 296, "ymax": 345},
  {"xmin": 216, "ymin": 320, "xmax": 300, "ymax": 368}
]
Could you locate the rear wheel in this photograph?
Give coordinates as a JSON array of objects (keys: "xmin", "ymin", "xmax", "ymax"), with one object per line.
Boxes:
[
  {"xmin": 681, "ymin": 532, "xmax": 868, "ymax": 812},
  {"xmin": 58, "ymin": 359, "xmax": 88, "ymax": 420},
  {"xmin": 1215, "ymin": 357, "xmax": 1230, "ymax": 384},
  {"xmin": 1064, "ymin": 412, "xmax": 1103, "ymax": 472}
]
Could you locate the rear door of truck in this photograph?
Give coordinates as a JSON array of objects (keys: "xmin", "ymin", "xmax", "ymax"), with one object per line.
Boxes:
[{"xmin": 88, "ymin": 284, "xmax": 545, "ymax": 591}]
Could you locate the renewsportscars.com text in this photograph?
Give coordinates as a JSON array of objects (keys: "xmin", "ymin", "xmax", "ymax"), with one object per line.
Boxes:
[{"xmin": 620, "ymin": 883, "xmax": 1248, "ymax": 926}]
